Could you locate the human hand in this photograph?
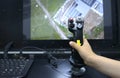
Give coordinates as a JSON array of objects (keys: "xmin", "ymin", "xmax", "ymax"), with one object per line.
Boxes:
[{"xmin": 69, "ymin": 39, "xmax": 96, "ymax": 64}]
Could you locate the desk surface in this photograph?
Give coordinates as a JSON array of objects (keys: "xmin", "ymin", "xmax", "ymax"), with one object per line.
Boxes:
[{"xmin": 26, "ymin": 58, "xmax": 109, "ymax": 78}]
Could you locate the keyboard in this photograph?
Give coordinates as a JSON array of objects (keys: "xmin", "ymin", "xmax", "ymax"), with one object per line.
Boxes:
[{"xmin": 0, "ymin": 59, "xmax": 33, "ymax": 78}]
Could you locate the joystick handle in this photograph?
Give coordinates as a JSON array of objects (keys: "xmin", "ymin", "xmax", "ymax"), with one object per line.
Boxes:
[
  {"xmin": 68, "ymin": 17, "xmax": 86, "ymax": 76},
  {"xmin": 68, "ymin": 17, "xmax": 84, "ymax": 67}
]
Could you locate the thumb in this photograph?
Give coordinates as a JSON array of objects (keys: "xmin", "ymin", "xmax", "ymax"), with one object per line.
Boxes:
[{"xmin": 69, "ymin": 41, "xmax": 81, "ymax": 52}]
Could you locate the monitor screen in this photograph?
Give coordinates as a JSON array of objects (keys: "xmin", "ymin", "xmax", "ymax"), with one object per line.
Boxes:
[{"xmin": 23, "ymin": 0, "xmax": 112, "ymax": 40}]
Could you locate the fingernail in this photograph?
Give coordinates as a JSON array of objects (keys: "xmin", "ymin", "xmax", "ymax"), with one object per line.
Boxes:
[{"xmin": 69, "ymin": 41, "xmax": 73, "ymax": 45}]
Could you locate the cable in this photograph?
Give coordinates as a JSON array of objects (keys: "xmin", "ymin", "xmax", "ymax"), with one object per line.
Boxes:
[
  {"xmin": 4, "ymin": 41, "xmax": 13, "ymax": 59},
  {"xmin": 47, "ymin": 53, "xmax": 58, "ymax": 68}
]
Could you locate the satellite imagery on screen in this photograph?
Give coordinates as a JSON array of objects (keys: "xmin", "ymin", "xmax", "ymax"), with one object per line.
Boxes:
[{"xmin": 31, "ymin": 0, "xmax": 103, "ymax": 40}]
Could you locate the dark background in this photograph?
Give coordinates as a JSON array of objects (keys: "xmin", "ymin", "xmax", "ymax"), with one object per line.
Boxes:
[{"xmin": 0, "ymin": 0, "xmax": 23, "ymax": 41}]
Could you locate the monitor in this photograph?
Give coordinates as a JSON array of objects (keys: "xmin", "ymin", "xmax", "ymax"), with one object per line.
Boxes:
[
  {"xmin": 0, "ymin": 0, "xmax": 119, "ymax": 50},
  {"xmin": 24, "ymin": 0, "xmax": 105, "ymax": 40}
]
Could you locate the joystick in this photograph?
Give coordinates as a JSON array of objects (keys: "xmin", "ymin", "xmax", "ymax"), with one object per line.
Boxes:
[{"xmin": 68, "ymin": 17, "xmax": 86, "ymax": 77}]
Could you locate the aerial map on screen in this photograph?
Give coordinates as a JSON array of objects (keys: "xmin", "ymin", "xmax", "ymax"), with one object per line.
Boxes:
[{"xmin": 31, "ymin": 0, "xmax": 103, "ymax": 40}]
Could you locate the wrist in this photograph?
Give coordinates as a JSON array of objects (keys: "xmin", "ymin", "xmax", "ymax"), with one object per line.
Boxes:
[{"xmin": 84, "ymin": 53, "xmax": 98, "ymax": 66}]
